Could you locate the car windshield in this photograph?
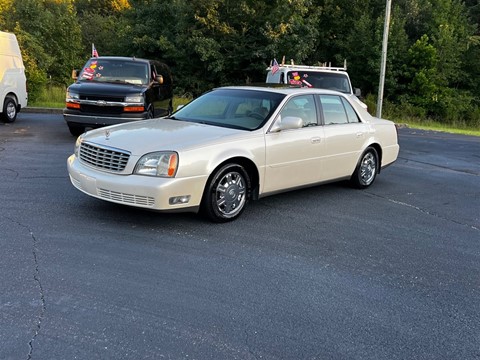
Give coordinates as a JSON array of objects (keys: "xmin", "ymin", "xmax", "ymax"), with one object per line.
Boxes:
[
  {"xmin": 172, "ymin": 89, "xmax": 286, "ymax": 130},
  {"xmin": 287, "ymin": 71, "xmax": 351, "ymax": 93},
  {"xmin": 79, "ymin": 59, "xmax": 149, "ymax": 85}
]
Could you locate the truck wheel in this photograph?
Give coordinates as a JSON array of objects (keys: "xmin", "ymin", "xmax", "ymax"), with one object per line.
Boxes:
[{"xmin": 1, "ymin": 96, "xmax": 18, "ymax": 123}]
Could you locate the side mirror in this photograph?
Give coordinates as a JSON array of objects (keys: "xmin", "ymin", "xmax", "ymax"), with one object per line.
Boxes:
[
  {"xmin": 270, "ymin": 116, "xmax": 303, "ymax": 132},
  {"xmin": 72, "ymin": 69, "xmax": 79, "ymax": 80},
  {"xmin": 155, "ymin": 75, "xmax": 164, "ymax": 84},
  {"xmin": 354, "ymin": 88, "xmax": 362, "ymax": 97}
]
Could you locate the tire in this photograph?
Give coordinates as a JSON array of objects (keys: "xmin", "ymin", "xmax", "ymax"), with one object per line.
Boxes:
[
  {"xmin": 201, "ymin": 163, "xmax": 250, "ymax": 222},
  {"xmin": 147, "ymin": 106, "xmax": 154, "ymax": 119},
  {"xmin": 351, "ymin": 147, "xmax": 379, "ymax": 189},
  {"xmin": 68, "ymin": 124, "xmax": 85, "ymax": 137},
  {"xmin": 1, "ymin": 96, "xmax": 18, "ymax": 123}
]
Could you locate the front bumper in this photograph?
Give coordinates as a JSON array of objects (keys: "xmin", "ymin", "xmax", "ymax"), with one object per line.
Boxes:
[
  {"xmin": 64, "ymin": 111, "xmax": 148, "ymax": 127},
  {"xmin": 67, "ymin": 155, "xmax": 207, "ymax": 213}
]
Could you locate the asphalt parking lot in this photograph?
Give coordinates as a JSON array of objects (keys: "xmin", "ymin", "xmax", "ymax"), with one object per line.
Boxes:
[{"xmin": 1, "ymin": 112, "xmax": 479, "ymax": 360}]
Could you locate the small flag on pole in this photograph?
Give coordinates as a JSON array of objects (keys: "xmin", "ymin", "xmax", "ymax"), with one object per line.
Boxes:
[
  {"xmin": 92, "ymin": 43, "xmax": 99, "ymax": 58},
  {"xmin": 271, "ymin": 58, "xmax": 279, "ymax": 75}
]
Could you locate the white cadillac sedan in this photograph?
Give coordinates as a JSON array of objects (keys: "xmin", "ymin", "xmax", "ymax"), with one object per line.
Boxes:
[{"xmin": 67, "ymin": 86, "xmax": 399, "ymax": 222}]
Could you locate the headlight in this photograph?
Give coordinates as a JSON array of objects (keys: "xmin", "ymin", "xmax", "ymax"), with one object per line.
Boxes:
[
  {"xmin": 74, "ymin": 136, "xmax": 83, "ymax": 157},
  {"xmin": 134, "ymin": 152, "xmax": 178, "ymax": 177},
  {"xmin": 125, "ymin": 94, "xmax": 144, "ymax": 103},
  {"xmin": 66, "ymin": 90, "xmax": 80, "ymax": 101}
]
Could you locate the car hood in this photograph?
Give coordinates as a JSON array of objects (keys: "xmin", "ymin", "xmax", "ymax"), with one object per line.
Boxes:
[
  {"xmin": 81, "ymin": 118, "xmax": 248, "ymax": 155},
  {"xmin": 69, "ymin": 81, "xmax": 146, "ymax": 96}
]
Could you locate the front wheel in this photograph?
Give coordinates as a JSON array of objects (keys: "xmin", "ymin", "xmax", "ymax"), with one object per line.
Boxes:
[
  {"xmin": 146, "ymin": 106, "xmax": 154, "ymax": 119},
  {"xmin": 201, "ymin": 164, "xmax": 250, "ymax": 222},
  {"xmin": 350, "ymin": 147, "xmax": 379, "ymax": 189},
  {"xmin": 68, "ymin": 124, "xmax": 85, "ymax": 137},
  {"xmin": 1, "ymin": 96, "xmax": 18, "ymax": 123}
]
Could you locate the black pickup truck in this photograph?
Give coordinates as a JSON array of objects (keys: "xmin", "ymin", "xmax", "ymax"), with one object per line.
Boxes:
[{"xmin": 64, "ymin": 56, "xmax": 173, "ymax": 136}]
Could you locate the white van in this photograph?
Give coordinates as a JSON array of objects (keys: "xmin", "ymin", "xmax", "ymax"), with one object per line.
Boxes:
[{"xmin": 0, "ymin": 31, "xmax": 28, "ymax": 123}]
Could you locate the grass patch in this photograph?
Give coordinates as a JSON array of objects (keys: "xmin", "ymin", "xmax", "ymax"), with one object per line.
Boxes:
[
  {"xmin": 397, "ymin": 119, "xmax": 480, "ymax": 137},
  {"xmin": 29, "ymin": 84, "xmax": 66, "ymax": 108},
  {"xmin": 173, "ymin": 96, "xmax": 191, "ymax": 110},
  {"xmin": 29, "ymin": 84, "xmax": 193, "ymax": 111}
]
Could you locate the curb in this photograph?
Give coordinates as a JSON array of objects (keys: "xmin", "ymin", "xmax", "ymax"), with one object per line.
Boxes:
[{"xmin": 23, "ymin": 107, "xmax": 64, "ymax": 114}]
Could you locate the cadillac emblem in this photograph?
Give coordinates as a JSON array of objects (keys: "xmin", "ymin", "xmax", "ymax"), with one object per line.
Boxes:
[{"xmin": 105, "ymin": 129, "xmax": 110, "ymax": 140}]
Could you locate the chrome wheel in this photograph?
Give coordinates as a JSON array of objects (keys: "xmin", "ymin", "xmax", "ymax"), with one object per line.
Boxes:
[
  {"xmin": 215, "ymin": 171, "xmax": 246, "ymax": 217},
  {"xmin": 351, "ymin": 147, "xmax": 378, "ymax": 189},
  {"xmin": 359, "ymin": 151, "xmax": 377, "ymax": 186},
  {"xmin": 202, "ymin": 163, "xmax": 250, "ymax": 222}
]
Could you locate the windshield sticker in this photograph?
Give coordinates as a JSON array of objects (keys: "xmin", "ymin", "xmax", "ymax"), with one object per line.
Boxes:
[
  {"xmin": 81, "ymin": 67, "xmax": 95, "ymax": 80},
  {"xmin": 289, "ymin": 72, "xmax": 313, "ymax": 87},
  {"xmin": 81, "ymin": 61, "xmax": 104, "ymax": 80}
]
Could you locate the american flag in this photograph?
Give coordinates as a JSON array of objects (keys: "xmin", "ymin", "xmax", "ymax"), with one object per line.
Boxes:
[
  {"xmin": 92, "ymin": 43, "xmax": 99, "ymax": 58},
  {"xmin": 271, "ymin": 58, "xmax": 279, "ymax": 75}
]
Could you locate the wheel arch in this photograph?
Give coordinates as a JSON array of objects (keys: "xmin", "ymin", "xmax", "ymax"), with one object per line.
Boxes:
[
  {"xmin": 367, "ymin": 142, "xmax": 382, "ymax": 173},
  {"xmin": 203, "ymin": 156, "xmax": 260, "ymax": 202},
  {"xmin": 3, "ymin": 92, "xmax": 19, "ymax": 108}
]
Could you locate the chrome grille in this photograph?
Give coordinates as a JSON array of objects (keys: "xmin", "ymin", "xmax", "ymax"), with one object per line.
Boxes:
[
  {"xmin": 79, "ymin": 142, "xmax": 130, "ymax": 172},
  {"xmin": 98, "ymin": 188, "xmax": 155, "ymax": 207}
]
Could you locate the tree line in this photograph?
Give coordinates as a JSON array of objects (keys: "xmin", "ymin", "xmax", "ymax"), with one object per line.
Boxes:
[{"xmin": 1, "ymin": 0, "xmax": 479, "ymax": 126}]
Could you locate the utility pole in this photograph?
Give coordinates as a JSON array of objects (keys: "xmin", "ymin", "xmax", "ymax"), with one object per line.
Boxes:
[{"xmin": 376, "ymin": 0, "xmax": 392, "ymax": 118}]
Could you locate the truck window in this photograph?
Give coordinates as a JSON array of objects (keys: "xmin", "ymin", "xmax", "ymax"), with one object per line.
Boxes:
[{"xmin": 287, "ymin": 71, "xmax": 351, "ymax": 94}]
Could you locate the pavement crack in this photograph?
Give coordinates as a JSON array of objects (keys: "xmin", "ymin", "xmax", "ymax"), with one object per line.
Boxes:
[
  {"xmin": 243, "ymin": 329, "xmax": 260, "ymax": 360},
  {"xmin": 7, "ymin": 217, "xmax": 46, "ymax": 360},
  {"xmin": 366, "ymin": 192, "xmax": 479, "ymax": 231},
  {"xmin": 27, "ymin": 227, "xmax": 46, "ymax": 360},
  {"xmin": 1, "ymin": 168, "xmax": 20, "ymax": 179}
]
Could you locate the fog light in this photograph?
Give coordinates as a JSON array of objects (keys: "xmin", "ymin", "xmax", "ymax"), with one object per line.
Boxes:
[{"xmin": 169, "ymin": 195, "xmax": 191, "ymax": 205}]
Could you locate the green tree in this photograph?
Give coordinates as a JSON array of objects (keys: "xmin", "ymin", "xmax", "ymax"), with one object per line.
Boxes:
[
  {"xmin": 0, "ymin": 0, "xmax": 13, "ymax": 28},
  {"xmin": 3, "ymin": 0, "xmax": 83, "ymax": 86},
  {"xmin": 75, "ymin": 0, "xmax": 132, "ymax": 59},
  {"xmin": 75, "ymin": 0, "xmax": 130, "ymax": 15}
]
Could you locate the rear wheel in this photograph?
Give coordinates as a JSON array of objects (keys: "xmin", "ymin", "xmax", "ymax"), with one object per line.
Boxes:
[
  {"xmin": 201, "ymin": 163, "xmax": 250, "ymax": 222},
  {"xmin": 1, "ymin": 96, "xmax": 18, "ymax": 123},
  {"xmin": 350, "ymin": 147, "xmax": 378, "ymax": 188},
  {"xmin": 68, "ymin": 124, "xmax": 85, "ymax": 137}
]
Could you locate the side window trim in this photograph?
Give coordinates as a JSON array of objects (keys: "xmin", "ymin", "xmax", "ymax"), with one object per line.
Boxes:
[
  {"xmin": 278, "ymin": 94, "xmax": 319, "ymax": 128},
  {"xmin": 340, "ymin": 97, "xmax": 361, "ymax": 123}
]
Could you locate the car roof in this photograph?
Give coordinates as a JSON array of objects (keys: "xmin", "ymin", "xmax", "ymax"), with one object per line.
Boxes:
[{"xmin": 214, "ymin": 85, "xmax": 349, "ymax": 97}]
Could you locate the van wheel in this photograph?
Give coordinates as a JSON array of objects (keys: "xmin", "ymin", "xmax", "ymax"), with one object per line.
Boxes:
[
  {"xmin": 147, "ymin": 107, "xmax": 154, "ymax": 119},
  {"xmin": 2, "ymin": 96, "xmax": 18, "ymax": 123},
  {"xmin": 68, "ymin": 124, "xmax": 85, "ymax": 137}
]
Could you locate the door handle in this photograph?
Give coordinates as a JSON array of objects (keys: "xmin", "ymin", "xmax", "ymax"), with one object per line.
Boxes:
[
  {"xmin": 356, "ymin": 132, "xmax": 364, "ymax": 138},
  {"xmin": 311, "ymin": 137, "xmax": 321, "ymax": 144}
]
